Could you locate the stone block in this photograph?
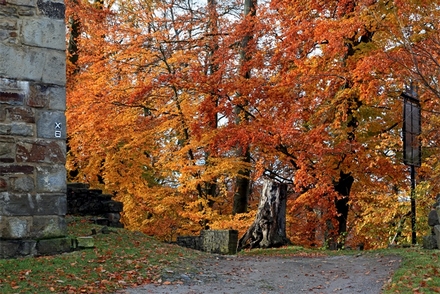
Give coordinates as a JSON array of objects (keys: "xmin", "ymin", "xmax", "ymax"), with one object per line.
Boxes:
[
  {"xmin": 423, "ymin": 235, "xmax": 438, "ymax": 249},
  {"xmin": 0, "ymin": 30, "xmax": 8, "ymax": 42},
  {"xmin": 177, "ymin": 235, "xmax": 202, "ymax": 251},
  {"xmin": 37, "ymin": 0, "xmax": 65, "ymax": 20},
  {"xmin": 0, "ymin": 178, "xmax": 7, "ymax": 190},
  {"xmin": 0, "ymin": 239, "xmax": 37, "ymax": 258},
  {"xmin": 0, "ymin": 91, "xmax": 25, "ymax": 105},
  {"xmin": 107, "ymin": 213, "xmax": 121, "ymax": 225},
  {"xmin": 27, "ymin": 83, "xmax": 49, "ymax": 108},
  {"xmin": 0, "ymin": 215, "xmax": 32, "ymax": 239},
  {"xmin": 31, "ymin": 215, "xmax": 66, "ymax": 239},
  {"xmin": 48, "ymin": 86, "xmax": 65, "ymax": 111},
  {"xmin": 434, "ymin": 225, "xmax": 440, "ymax": 249},
  {"xmin": 11, "ymin": 176, "xmax": 34, "ymax": 192},
  {"xmin": 0, "ymin": 5, "xmax": 18, "ymax": 18},
  {"xmin": 0, "ymin": 193, "xmax": 66, "ymax": 216},
  {"xmin": 17, "ymin": 7, "xmax": 34, "ymax": 16},
  {"xmin": 0, "ymin": 45, "xmax": 46, "ymax": 82},
  {"xmin": 33, "ymin": 193, "xmax": 67, "ymax": 215},
  {"xmin": 0, "ymin": 78, "xmax": 29, "ymax": 106},
  {"xmin": 201, "ymin": 230, "xmax": 238, "ymax": 255},
  {"xmin": 16, "ymin": 140, "xmax": 65, "ymax": 164},
  {"xmin": 0, "ymin": 164, "xmax": 34, "ymax": 175},
  {"xmin": 0, "ymin": 19, "xmax": 17, "ymax": 30},
  {"xmin": 0, "ymin": 193, "xmax": 34, "ymax": 216},
  {"xmin": 0, "ymin": 137, "xmax": 15, "ymax": 162},
  {"xmin": 36, "ymin": 110, "xmax": 66, "ymax": 139},
  {"xmin": 0, "ymin": 45, "xmax": 65, "ymax": 85},
  {"xmin": 0, "ymin": 18, "xmax": 19, "ymax": 44},
  {"xmin": 36, "ymin": 237, "xmax": 71, "ymax": 255},
  {"xmin": 0, "ymin": 157, "xmax": 14, "ymax": 163},
  {"xmin": 103, "ymin": 200, "xmax": 124, "ymax": 212},
  {"xmin": 36, "ymin": 164, "xmax": 66, "ymax": 192},
  {"xmin": 76, "ymin": 236, "xmax": 94, "ymax": 248},
  {"xmin": 0, "ymin": 124, "xmax": 11, "ymax": 135},
  {"xmin": 11, "ymin": 123, "xmax": 34, "ymax": 136},
  {"xmin": 6, "ymin": 106, "xmax": 35, "ymax": 123},
  {"xmin": 0, "ymin": 123, "xmax": 34, "ymax": 137},
  {"xmin": 42, "ymin": 50, "xmax": 66, "ymax": 85},
  {"xmin": 27, "ymin": 84, "xmax": 66, "ymax": 110},
  {"xmin": 2, "ymin": 193, "xmax": 32, "ymax": 214},
  {"xmin": 7, "ymin": 0, "xmax": 37, "ymax": 6},
  {"xmin": 22, "ymin": 18, "xmax": 65, "ymax": 50}
]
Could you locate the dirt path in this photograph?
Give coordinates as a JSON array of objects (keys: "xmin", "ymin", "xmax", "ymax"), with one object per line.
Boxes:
[{"xmin": 120, "ymin": 254, "xmax": 401, "ymax": 294}]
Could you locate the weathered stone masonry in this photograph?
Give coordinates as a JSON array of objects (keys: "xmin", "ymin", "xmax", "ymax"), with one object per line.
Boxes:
[{"xmin": 0, "ymin": 0, "xmax": 68, "ymax": 258}]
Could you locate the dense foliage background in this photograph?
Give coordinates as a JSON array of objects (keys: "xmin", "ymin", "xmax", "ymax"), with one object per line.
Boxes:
[{"xmin": 66, "ymin": 0, "xmax": 440, "ymax": 249}]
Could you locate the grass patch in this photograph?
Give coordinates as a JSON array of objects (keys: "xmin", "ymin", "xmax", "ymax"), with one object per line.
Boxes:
[
  {"xmin": 0, "ymin": 216, "xmax": 208, "ymax": 293},
  {"xmin": 381, "ymin": 247, "xmax": 440, "ymax": 293},
  {"xmin": 1, "ymin": 217, "xmax": 440, "ymax": 293},
  {"xmin": 239, "ymin": 245, "xmax": 328, "ymax": 257}
]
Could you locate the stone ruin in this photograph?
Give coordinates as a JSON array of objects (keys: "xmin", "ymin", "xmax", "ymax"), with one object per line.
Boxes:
[
  {"xmin": 177, "ymin": 230, "xmax": 239, "ymax": 255},
  {"xmin": 423, "ymin": 196, "xmax": 440, "ymax": 250},
  {"xmin": 67, "ymin": 183, "xmax": 124, "ymax": 228},
  {"xmin": 0, "ymin": 0, "xmax": 68, "ymax": 258}
]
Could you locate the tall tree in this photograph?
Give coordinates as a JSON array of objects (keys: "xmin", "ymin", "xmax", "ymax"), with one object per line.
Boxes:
[
  {"xmin": 232, "ymin": 0, "xmax": 257, "ymax": 215},
  {"xmin": 257, "ymin": 0, "xmax": 409, "ymax": 248}
]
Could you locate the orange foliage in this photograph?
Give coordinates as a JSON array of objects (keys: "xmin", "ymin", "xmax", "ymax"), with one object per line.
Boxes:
[{"xmin": 66, "ymin": 0, "xmax": 440, "ymax": 248}]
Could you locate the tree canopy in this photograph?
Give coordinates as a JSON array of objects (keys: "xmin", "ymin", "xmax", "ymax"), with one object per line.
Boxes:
[{"xmin": 66, "ymin": 0, "xmax": 440, "ymax": 248}]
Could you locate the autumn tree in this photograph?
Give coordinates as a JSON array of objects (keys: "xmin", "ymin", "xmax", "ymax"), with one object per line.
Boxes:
[
  {"xmin": 66, "ymin": 0, "xmax": 440, "ymax": 248},
  {"xmin": 251, "ymin": 0, "xmax": 411, "ymax": 248},
  {"xmin": 66, "ymin": 0, "xmax": 260, "ymax": 239},
  {"xmin": 373, "ymin": 0, "xmax": 440, "ymax": 243}
]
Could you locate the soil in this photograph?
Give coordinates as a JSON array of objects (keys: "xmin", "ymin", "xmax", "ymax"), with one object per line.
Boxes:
[{"xmin": 120, "ymin": 253, "xmax": 401, "ymax": 294}]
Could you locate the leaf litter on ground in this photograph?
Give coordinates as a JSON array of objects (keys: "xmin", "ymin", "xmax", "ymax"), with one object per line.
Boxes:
[{"xmin": 0, "ymin": 215, "xmax": 208, "ymax": 293}]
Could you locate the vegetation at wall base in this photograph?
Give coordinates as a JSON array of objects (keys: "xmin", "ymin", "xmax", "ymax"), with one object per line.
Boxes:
[{"xmin": 1, "ymin": 216, "xmax": 439, "ymax": 293}]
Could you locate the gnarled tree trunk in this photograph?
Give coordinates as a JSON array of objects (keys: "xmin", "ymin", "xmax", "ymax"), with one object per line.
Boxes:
[{"xmin": 238, "ymin": 180, "xmax": 289, "ymax": 251}]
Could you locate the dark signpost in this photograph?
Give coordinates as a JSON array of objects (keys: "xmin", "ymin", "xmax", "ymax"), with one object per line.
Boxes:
[{"xmin": 402, "ymin": 85, "xmax": 421, "ymax": 245}]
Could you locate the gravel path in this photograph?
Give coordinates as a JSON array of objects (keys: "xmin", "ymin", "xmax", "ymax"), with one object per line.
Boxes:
[{"xmin": 118, "ymin": 254, "xmax": 401, "ymax": 294}]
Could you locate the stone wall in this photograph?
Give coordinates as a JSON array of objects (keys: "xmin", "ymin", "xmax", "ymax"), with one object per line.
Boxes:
[
  {"xmin": 177, "ymin": 230, "xmax": 238, "ymax": 255},
  {"xmin": 201, "ymin": 230, "xmax": 238, "ymax": 255},
  {"xmin": 0, "ymin": 0, "xmax": 68, "ymax": 258},
  {"xmin": 67, "ymin": 183, "xmax": 124, "ymax": 228}
]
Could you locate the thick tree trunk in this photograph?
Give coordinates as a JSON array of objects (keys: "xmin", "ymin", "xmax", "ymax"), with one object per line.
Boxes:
[
  {"xmin": 334, "ymin": 171, "xmax": 354, "ymax": 235},
  {"xmin": 327, "ymin": 171, "xmax": 354, "ymax": 249},
  {"xmin": 237, "ymin": 180, "xmax": 289, "ymax": 251},
  {"xmin": 232, "ymin": 147, "xmax": 251, "ymax": 214}
]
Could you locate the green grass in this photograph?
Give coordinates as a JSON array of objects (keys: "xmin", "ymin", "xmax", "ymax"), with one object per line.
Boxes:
[
  {"xmin": 0, "ymin": 216, "xmax": 208, "ymax": 293},
  {"xmin": 381, "ymin": 247, "xmax": 440, "ymax": 293},
  {"xmin": 1, "ymin": 217, "xmax": 439, "ymax": 293}
]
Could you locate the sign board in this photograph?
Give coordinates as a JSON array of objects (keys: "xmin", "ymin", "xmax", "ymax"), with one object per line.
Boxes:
[{"xmin": 402, "ymin": 90, "xmax": 421, "ymax": 167}]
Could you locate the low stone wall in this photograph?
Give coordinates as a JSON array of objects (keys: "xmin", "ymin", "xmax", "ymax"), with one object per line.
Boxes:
[
  {"xmin": 67, "ymin": 183, "xmax": 123, "ymax": 227},
  {"xmin": 177, "ymin": 230, "xmax": 238, "ymax": 255},
  {"xmin": 176, "ymin": 235, "xmax": 202, "ymax": 251}
]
